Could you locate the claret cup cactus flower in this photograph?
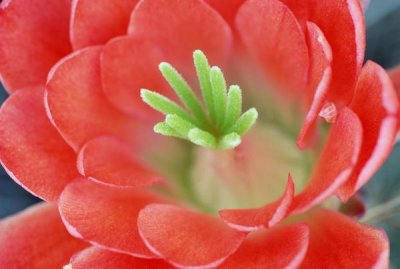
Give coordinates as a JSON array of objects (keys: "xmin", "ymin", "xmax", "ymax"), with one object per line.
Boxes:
[{"xmin": 0, "ymin": 0, "xmax": 398, "ymax": 268}]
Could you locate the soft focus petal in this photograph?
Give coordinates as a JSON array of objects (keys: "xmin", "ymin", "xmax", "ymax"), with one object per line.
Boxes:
[
  {"xmin": 101, "ymin": 36, "xmax": 169, "ymax": 117},
  {"xmin": 128, "ymin": 0, "xmax": 233, "ymax": 73},
  {"xmin": 138, "ymin": 204, "xmax": 246, "ymax": 268},
  {"xmin": 300, "ymin": 209, "xmax": 389, "ymax": 269},
  {"xmin": 0, "ymin": 203, "xmax": 88, "ymax": 269},
  {"xmin": 46, "ymin": 47, "xmax": 136, "ymax": 151},
  {"xmin": 292, "ymin": 108, "xmax": 363, "ymax": 213},
  {"xmin": 218, "ymin": 224, "xmax": 309, "ymax": 269},
  {"xmin": 389, "ymin": 66, "xmax": 400, "ymax": 96},
  {"xmin": 77, "ymin": 136, "xmax": 163, "ymax": 188},
  {"xmin": 281, "ymin": 0, "xmax": 365, "ymax": 105},
  {"xmin": 219, "ymin": 175, "xmax": 294, "ymax": 232},
  {"xmin": 0, "ymin": 87, "xmax": 78, "ymax": 201},
  {"xmin": 236, "ymin": 0, "xmax": 309, "ymax": 96},
  {"xmin": 338, "ymin": 61, "xmax": 399, "ymax": 201},
  {"xmin": 0, "ymin": 0, "xmax": 71, "ymax": 93},
  {"xmin": 205, "ymin": 0, "xmax": 246, "ymax": 26},
  {"xmin": 59, "ymin": 178, "xmax": 165, "ymax": 258},
  {"xmin": 297, "ymin": 22, "xmax": 333, "ymax": 150},
  {"xmin": 70, "ymin": 0, "xmax": 138, "ymax": 50},
  {"xmin": 70, "ymin": 247, "xmax": 174, "ymax": 269}
]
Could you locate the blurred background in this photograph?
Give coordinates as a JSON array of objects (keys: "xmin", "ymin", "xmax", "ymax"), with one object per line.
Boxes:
[{"xmin": 1, "ymin": 0, "xmax": 400, "ymax": 267}]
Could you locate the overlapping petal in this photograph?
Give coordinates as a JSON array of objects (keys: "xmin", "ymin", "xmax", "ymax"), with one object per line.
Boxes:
[
  {"xmin": 138, "ymin": 204, "xmax": 246, "ymax": 268},
  {"xmin": 69, "ymin": 247, "xmax": 174, "ymax": 269},
  {"xmin": 219, "ymin": 176, "xmax": 294, "ymax": 232},
  {"xmin": 59, "ymin": 178, "xmax": 165, "ymax": 258},
  {"xmin": 281, "ymin": 0, "xmax": 365, "ymax": 105},
  {"xmin": 0, "ymin": 87, "xmax": 78, "ymax": 201},
  {"xmin": 101, "ymin": 36, "xmax": 169, "ymax": 117},
  {"xmin": 218, "ymin": 224, "xmax": 309, "ymax": 269},
  {"xmin": 0, "ymin": 203, "xmax": 88, "ymax": 269},
  {"xmin": 300, "ymin": 209, "xmax": 389, "ymax": 269},
  {"xmin": 46, "ymin": 46, "xmax": 137, "ymax": 151},
  {"xmin": 70, "ymin": 0, "xmax": 138, "ymax": 50},
  {"xmin": 292, "ymin": 108, "xmax": 363, "ymax": 213},
  {"xmin": 297, "ymin": 22, "xmax": 333, "ymax": 149},
  {"xmin": 128, "ymin": 0, "xmax": 233, "ymax": 73},
  {"xmin": 0, "ymin": 0, "xmax": 71, "ymax": 92},
  {"xmin": 338, "ymin": 61, "xmax": 399, "ymax": 201},
  {"xmin": 77, "ymin": 136, "xmax": 163, "ymax": 187},
  {"xmin": 236, "ymin": 0, "xmax": 309, "ymax": 96}
]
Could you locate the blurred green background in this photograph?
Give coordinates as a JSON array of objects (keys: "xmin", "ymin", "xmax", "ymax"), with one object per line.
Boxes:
[{"xmin": 1, "ymin": 0, "xmax": 400, "ymax": 267}]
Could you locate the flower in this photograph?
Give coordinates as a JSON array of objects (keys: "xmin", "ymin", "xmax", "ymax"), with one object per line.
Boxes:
[{"xmin": 0, "ymin": 0, "xmax": 398, "ymax": 268}]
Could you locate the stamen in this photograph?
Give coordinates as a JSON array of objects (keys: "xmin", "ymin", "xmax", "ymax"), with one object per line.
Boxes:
[{"xmin": 141, "ymin": 50, "xmax": 258, "ymax": 150}]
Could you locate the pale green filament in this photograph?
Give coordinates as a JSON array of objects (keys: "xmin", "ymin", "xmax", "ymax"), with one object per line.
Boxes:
[{"xmin": 141, "ymin": 50, "xmax": 258, "ymax": 150}]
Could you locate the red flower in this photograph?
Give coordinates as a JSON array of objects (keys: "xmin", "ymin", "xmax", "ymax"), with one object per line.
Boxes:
[{"xmin": 0, "ymin": 0, "xmax": 398, "ymax": 268}]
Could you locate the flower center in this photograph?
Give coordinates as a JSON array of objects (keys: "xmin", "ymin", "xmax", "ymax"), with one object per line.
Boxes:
[{"xmin": 141, "ymin": 50, "xmax": 258, "ymax": 150}]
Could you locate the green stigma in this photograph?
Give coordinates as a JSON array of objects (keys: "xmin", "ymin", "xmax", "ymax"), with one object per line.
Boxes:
[{"xmin": 141, "ymin": 50, "xmax": 258, "ymax": 150}]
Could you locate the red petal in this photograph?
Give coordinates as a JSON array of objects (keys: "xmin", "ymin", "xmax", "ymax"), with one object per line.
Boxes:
[
  {"xmin": 218, "ymin": 224, "xmax": 309, "ymax": 269},
  {"xmin": 46, "ymin": 47, "xmax": 136, "ymax": 151},
  {"xmin": 77, "ymin": 136, "xmax": 163, "ymax": 187},
  {"xmin": 389, "ymin": 66, "xmax": 400, "ymax": 94},
  {"xmin": 0, "ymin": 203, "xmax": 88, "ymax": 269},
  {"xmin": 101, "ymin": 36, "xmax": 169, "ymax": 118},
  {"xmin": 297, "ymin": 22, "xmax": 333, "ymax": 150},
  {"xmin": 138, "ymin": 204, "xmax": 246, "ymax": 268},
  {"xmin": 281, "ymin": 0, "xmax": 366, "ymax": 105},
  {"xmin": 300, "ymin": 209, "xmax": 389, "ymax": 269},
  {"xmin": 389, "ymin": 66, "xmax": 400, "ymax": 124},
  {"xmin": 0, "ymin": 0, "xmax": 71, "ymax": 93},
  {"xmin": 338, "ymin": 61, "xmax": 399, "ymax": 201},
  {"xmin": 70, "ymin": 247, "xmax": 174, "ymax": 269},
  {"xmin": 205, "ymin": 0, "xmax": 246, "ymax": 26},
  {"xmin": 59, "ymin": 178, "xmax": 166, "ymax": 258},
  {"xmin": 292, "ymin": 107, "xmax": 363, "ymax": 213},
  {"xmin": 128, "ymin": 0, "xmax": 233, "ymax": 73},
  {"xmin": 219, "ymin": 175, "xmax": 294, "ymax": 232},
  {"xmin": 70, "ymin": 0, "xmax": 138, "ymax": 50},
  {"xmin": 0, "ymin": 87, "xmax": 78, "ymax": 201},
  {"xmin": 236, "ymin": 0, "xmax": 309, "ymax": 96}
]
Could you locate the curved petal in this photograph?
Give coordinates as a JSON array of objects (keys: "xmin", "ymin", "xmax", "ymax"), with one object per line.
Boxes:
[
  {"xmin": 218, "ymin": 224, "xmax": 309, "ymax": 269},
  {"xmin": 0, "ymin": 203, "xmax": 88, "ymax": 269},
  {"xmin": 77, "ymin": 136, "xmax": 163, "ymax": 187},
  {"xmin": 70, "ymin": 0, "xmax": 138, "ymax": 50},
  {"xmin": 101, "ymin": 36, "xmax": 169, "ymax": 117},
  {"xmin": 292, "ymin": 107, "xmax": 363, "ymax": 213},
  {"xmin": 46, "ymin": 46, "xmax": 137, "ymax": 152},
  {"xmin": 389, "ymin": 66, "xmax": 400, "ymax": 94},
  {"xmin": 297, "ymin": 22, "xmax": 333, "ymax": 150},
  {"xmin": 138, "ymin": 204, "xmax": 246, "ymax": 269},
  {"xmin": 300, "ymin": 209, "xmax": 389, "ymax": 269},
  {"xmin": 236, "ymin": 0, "xmax": 309, "ymax": 96},
  {"xmin": 69, "ymin": 247, "xmax": 174, "ymax": 269},
  {"xmin": 205, "ymin": 0, "xmax": 246, "ymax": 26},
  {"xmin": 281, "ymin": 0, "xmax": 366, "ymax": 105},
  {"xmin": 59, "ymin": 178, "xmax": 166, "ymax": 258},
  {"xmin": 128, "ymin": 0, "xmax": 233, "ymax": 73},
  {"xmin": 219, "ymin": 175, "xmax": 294, "ymax": 232},
  {"xmin": 0, "ymin": 0, "xmax": 71, "ymax": 93},
  {"xmin": 0, "ymin": 87, "xmax": 78, "ymax": 201},
  {"xmin": 338, "ymin": 61, "xmax": 399, "ymax": 201}
]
